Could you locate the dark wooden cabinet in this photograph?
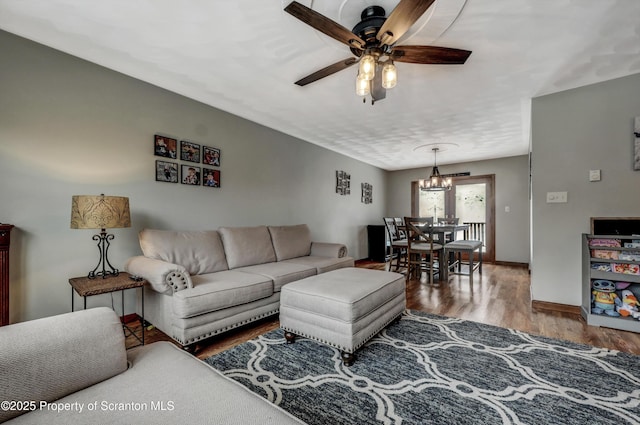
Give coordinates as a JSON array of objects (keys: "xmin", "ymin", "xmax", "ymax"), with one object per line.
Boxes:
[
  {"xmin": 0, "ymin": 224, "xmax": 14, "ymax": 326},
  {"xmin": 367, "ymin": 225, "xmax": 390, "ymax": 263}
]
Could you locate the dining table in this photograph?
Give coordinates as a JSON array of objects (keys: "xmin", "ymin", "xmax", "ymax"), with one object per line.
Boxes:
[
  {"xmin": 427, "ymin": 223, "xmax": 469, "ymax": 243},
  {"xmin": 419, "ymin": 223, "xmax": 470, "ymax": 281}
]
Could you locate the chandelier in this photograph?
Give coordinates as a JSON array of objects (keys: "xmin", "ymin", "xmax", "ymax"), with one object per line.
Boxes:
[{"xmin": 420, "ymin": 148, "xmax": 452, "ymax": 191}]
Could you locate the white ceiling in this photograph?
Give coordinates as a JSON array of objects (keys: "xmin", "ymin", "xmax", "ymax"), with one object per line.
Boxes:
[{"xmin": 1, "ymin": 0, "xmax": 639, "ymax": 170}]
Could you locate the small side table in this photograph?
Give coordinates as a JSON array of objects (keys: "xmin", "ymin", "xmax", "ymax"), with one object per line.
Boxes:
[{"xmin": 69, "ymin": 272, "xmax": 145, "ymax": 347}]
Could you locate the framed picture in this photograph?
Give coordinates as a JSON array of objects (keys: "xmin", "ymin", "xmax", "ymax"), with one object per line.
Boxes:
[
  {"xmin": 203, "ymin": 146, "xmax": 221, "ymax": 166},
  {"xmin": 155, "ymin": 160, "xmax": 178, "ymax": 183},
  {"xmin": 154, "ymin": 135, "xmax": 177, "ymax": 159},
  {"xmin": 202, "ymin": 168, "xmax": 221, "ymax": 188},
  {"xmin": 361, "ymin": 182, "xmax": 373, "ymax": 204},
  {"xmin": 180, "ymin": 140, "xmax": 201, "ymax": 163},
  {"xmin": 336, "ymin": 170, "xmax": 350, "ymax": 195},
  {"xmin": 181, "ymin": 164, "xmax": 201, "ymax": 186}
]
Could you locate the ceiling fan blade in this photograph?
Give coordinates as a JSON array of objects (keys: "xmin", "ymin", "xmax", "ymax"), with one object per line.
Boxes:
[
  {"xmin": 285, "ymin": 1, "xmax": 365, "ymax": 50},
  {"xmin": 390, "ymin": 45, "xmax": 472, "ymax": 64},
  {"xmin": 376, "ymin": 0, "xmax": 436, "ymax": 46},
  {"xmin": 294, "ymin": 57, "xmax": 358, "ymax": 86}
]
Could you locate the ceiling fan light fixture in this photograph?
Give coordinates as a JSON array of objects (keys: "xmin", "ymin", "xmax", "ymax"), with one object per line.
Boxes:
[
  {"xmin": 381, "ymin": 61, "xmax": 397, "ymax": 89},
  {"xmin": 355, "ymin": 73, "xmax": 370, "ymax": 96},
  {"xmin": 358, "ymin": 53, "xmax": 376, "ymax": 81},
  {"xmin": 283, "ymin": 1, "xmax": 471, "ymax": 104}
]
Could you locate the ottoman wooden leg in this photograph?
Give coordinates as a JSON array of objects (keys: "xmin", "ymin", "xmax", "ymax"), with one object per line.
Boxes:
[
  {"xmin": 341, "ymin": 351, "xmax": 355, "ymax": 366},
  {"xmin": 284, "ymin": 331, "xmax": 296, "ymax": 344}
]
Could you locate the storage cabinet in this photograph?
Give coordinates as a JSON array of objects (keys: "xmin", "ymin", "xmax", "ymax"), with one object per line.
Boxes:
[
  {"xmin": 0, "ymin": 224, "xmax": 14, "ymax": 326},
  {"xmin": 367, "ymin": 225, "xmax": 391, "ymax": 263},
  {"xmin": 582, "ymin": 233, "xmax": 640, "ymax": 332}
]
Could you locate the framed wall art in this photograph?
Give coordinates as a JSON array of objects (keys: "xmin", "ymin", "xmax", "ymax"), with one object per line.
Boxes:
[
  {"xmin": 181, "ymin": 164, "xmax": 201, "ymax": 186},
  {"xmin": 361, "ymin": 182, "xmax": 373, "ymax": 204},
  {"xmin": 203, "ymin": 146, "xmax": 221, "ymax": 166},
  {"xmin": 336, "ymin": 170, "xmax": 350, "ymax": 195},
  {"xmin": 203, "ymin": 168, "xmax": 221, "ymax": 188},
  {"xmin": 155, "ymin": 160, "xmax": 178, "ymax": 183},
  {"xmin": 180, "ymin": 140, "xmax": 201, "ymax": 163},
  {"xmin": 154, "ymin": 135, "xmax": 177, "ymax": 159}
]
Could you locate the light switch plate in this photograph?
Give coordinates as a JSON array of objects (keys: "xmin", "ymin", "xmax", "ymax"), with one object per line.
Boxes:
[
  {"xmin": 546, "ymin": 192, "xmax": 568, "ymax": 203},
  {"xmin": 589, "ymin": 169, "xmax": 601, "ymax": 182}
]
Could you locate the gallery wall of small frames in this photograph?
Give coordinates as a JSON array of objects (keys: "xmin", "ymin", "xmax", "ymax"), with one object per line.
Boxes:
[{"xmin": 154, "ymin": 134, "xmax": 221, "ymax": 188}]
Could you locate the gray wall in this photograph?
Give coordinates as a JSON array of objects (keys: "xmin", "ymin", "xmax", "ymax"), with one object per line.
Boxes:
[
  {"xmin": 0, "ymin": 30, "xmax": 386, "ymax": 323},
  {"xmin": 386, "ymin": 155, "xmax": 531, "ymax": 264},
  {"xmin": 531, "ymin": 73, "xmax": 640, "ymax": 306}
]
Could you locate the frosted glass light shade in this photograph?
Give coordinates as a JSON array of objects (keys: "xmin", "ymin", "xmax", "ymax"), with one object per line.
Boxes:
[
  {"xmin": 382, "ymin": 62, "xmax": 397, "ymax": 89},
  {"xmin": 358, "ymin": 54, "xmax": 375, "ymax": 81},
  {"xmin": 356, "ymin": 74, "xmax": 370, "ymax": 96}
]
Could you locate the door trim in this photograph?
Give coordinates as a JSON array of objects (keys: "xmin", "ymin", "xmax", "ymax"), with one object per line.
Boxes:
[{"xmin": 411, "ymin": 174, "xmax": 495, "ymax": 263}]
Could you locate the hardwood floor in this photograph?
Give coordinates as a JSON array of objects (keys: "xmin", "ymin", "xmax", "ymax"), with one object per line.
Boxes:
[{"xmin": 125, "ymin": 261, "xmax": 640, "ymax": 358}]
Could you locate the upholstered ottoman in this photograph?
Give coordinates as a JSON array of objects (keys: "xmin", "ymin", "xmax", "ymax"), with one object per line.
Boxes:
[{"xmin": 279, "ymin": 267, "xmax": 406, "ymax": 366}]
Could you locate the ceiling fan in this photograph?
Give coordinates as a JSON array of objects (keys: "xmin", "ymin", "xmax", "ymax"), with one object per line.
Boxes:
[{"xmin": 284, "ymin": 0, "xmax": 471, "ymax": 103}]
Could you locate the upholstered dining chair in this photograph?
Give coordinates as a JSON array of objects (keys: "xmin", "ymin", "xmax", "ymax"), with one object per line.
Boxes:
[
  {"xmin": 383, "ymin": 217, "xmax": 407, "ymax": 272},
  {"xmin": 403, "ymin": 217, "xmax": 443, "ymax": 284}
]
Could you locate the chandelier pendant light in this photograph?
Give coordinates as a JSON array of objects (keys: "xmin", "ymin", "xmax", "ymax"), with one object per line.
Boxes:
[{"xmin": 420, "ymin": 148, "xmax": 452, "ymax": 191}]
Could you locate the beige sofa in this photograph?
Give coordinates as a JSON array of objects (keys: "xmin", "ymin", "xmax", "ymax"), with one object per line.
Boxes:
[
  {"xmin": 125, "ymin": 224, "xmax": 354, "ymax": 350},
  {"xmin": 0, "ymin": 307, "xmax": 305, "ymax": 424}
]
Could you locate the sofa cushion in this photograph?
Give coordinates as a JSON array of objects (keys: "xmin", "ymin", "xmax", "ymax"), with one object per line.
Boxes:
[
  {"xmin": 280, "ymin": 268, "xmax": 405, "ymax": 323},
  {"xmin": 139, "ymin": 229, "xmax": 228, "ymax": 275},
  {"xmin": 173, "ymin": 271, "xmax": 273, "ymax": 318},
  {"xmin": 268, "ymin": 224, "xmax": 312, "ymax": 261},
  {"xmin": 235, "ymin": 262, "xmax": 317, "ymax": 292},
  {"xmin": 219, "ymin": 226, "xmax": 276, "ymax": 269},
  {"xmin": 283, "ymin": 255, "xmax": 355, "ymax": 274}
]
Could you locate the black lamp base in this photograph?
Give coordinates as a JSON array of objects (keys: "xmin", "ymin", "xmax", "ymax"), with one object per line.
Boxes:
[{"xmin": 88, "ymin": 229, "xmax": 119, "ymax": 279}]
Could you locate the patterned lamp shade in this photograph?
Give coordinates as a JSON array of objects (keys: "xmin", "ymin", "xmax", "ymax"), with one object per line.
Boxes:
[{"xmin": 70, "ymin": 195, "xmax": 131, "ymax": 230}]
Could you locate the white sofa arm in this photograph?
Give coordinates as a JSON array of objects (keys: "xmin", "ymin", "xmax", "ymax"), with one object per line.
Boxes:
[
  {"xmin": 310, "ymin": 242, "xmax": 348, "ymax": 258},
  {"xmin": 0, "ymin": 308, "xmax": 127, "ymax": 423},
  {"xmin": 124, "ymin": 256, "xmax": 193, "ymax": 293}
]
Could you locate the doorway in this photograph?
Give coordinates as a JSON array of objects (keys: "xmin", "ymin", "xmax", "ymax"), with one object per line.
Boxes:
[{"xmin": 411, "ymin": 174, "xmax": 495, "ymax": 262}]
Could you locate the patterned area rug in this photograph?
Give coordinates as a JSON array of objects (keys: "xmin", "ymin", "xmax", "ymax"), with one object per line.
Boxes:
[{"xmin": 205, "ymin": 310, "xmax": 640, "ymax": 425}]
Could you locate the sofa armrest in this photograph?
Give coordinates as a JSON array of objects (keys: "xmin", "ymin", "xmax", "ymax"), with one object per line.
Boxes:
[
  {"xmin": 0, "ymin": 308, "xmax": 127, "ymax": 423},
  {"xmin": 310, "ymin": 242, "xmax": 348, "ymax": 258},
  {"xmin": 124, "ymin": 256, "xmax": 193, "ymax": 293}
]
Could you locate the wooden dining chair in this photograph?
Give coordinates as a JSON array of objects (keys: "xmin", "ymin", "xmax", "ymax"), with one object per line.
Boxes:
[
  {"xmin": 383, "ymin": 217, "xmax": 407, "ymax": 272},
  {"xmin": 403, "ymin": 217, "xmax": 443, "ymax": 284},
  {"xmin": 393, "ymin": 217, "xmax": 407, "ymax": 239}
]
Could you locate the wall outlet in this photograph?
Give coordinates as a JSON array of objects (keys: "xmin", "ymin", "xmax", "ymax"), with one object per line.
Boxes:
[{"xmin": 546, "ymin": 191, "xmax": 568, "ymax": 203}]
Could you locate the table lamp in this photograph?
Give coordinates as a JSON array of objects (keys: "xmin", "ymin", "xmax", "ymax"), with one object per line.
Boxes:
[{"xmin": 70, "ymin": 194, "xmax": 131, "ymax": 279}]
